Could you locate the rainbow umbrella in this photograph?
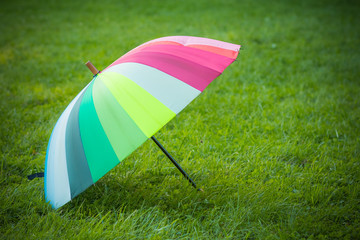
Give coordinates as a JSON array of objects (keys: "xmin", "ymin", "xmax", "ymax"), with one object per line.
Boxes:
[{"xmin": 45, "ymin": 36, "xmax": 240, "ymax": 209}]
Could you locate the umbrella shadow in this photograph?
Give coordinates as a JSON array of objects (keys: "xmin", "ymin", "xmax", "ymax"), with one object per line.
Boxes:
[{"xmin": 64, "ymin": 171, "xmax": 210, "ymax": 215}]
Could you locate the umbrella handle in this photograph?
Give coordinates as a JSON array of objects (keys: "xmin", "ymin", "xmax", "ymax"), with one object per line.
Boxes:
[
  {"xmin": 151, "ymin": 136, "xmax": 203, "ymax": 192},
  {"xmin": 27, "ymin": 172, "xmax": 44, "ymax": 180}
]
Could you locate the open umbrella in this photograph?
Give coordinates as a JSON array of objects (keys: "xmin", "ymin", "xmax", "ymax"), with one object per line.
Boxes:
[{"xmin": 45, "ymin": 36, "xmax": 240, "ymax": 209}]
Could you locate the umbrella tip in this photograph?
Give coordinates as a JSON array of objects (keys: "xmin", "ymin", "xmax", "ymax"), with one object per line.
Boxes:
[{"xmin": 85, "ymin": 61, "xmax": 100, "ymax": 76}]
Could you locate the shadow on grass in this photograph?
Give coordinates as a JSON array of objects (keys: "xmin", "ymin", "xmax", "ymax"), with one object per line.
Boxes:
[{"xmin": 61, "ymin": 170, "xmax": 212, "ymax": 216}]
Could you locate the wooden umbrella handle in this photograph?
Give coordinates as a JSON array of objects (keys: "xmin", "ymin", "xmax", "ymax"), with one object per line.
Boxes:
[{"xmin": 85, "ymin": 61, "xmax": 99, "ymax": 75}]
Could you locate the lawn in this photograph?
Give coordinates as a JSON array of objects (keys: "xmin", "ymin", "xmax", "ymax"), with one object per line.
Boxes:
[{"xmin": 1, "ymin": 0, "xmax": 359, "ymax": 239}]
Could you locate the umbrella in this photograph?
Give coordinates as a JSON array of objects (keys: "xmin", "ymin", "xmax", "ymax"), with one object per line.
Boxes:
[{"xmin": 45, "ymin": 36, "xmax": 240, "ymax": 209}]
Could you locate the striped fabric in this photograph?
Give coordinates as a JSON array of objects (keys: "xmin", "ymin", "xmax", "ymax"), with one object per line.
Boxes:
[{"xmin": 45, "ymin": 36, "xmax": 240, "ymax": 209}]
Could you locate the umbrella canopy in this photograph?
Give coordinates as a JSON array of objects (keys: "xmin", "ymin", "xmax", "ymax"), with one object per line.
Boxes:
[{"xmin": 45, "ymin": 36, "xmax": 240, "ymax": 209}]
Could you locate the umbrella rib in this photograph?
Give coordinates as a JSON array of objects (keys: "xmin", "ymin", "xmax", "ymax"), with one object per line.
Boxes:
[{"xmin": 151, "ymin": 136, "xmax": 203, "ymax": 192}]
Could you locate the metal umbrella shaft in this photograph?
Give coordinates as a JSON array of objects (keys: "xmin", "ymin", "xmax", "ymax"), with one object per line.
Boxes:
[{"xmin": 151, "ymin": 136, "xmax": 202, "ymax": 191}]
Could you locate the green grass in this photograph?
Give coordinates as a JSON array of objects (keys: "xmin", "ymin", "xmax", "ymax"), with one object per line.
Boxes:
[{"xmin": 1, "ymin": 0, "xmax": 360, "ymax": 239}]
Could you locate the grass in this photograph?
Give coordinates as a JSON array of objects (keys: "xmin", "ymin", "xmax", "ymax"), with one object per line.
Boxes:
[{"xmin": 1, "ymin": 0, "xmax": 360, "ymax": 239}]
